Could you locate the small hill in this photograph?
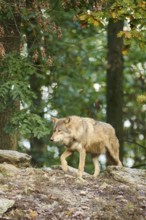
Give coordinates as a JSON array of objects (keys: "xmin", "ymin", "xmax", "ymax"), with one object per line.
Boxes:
[{"xmin": 0, "ymin": 150, "xmax": 146, "ymax": 220}]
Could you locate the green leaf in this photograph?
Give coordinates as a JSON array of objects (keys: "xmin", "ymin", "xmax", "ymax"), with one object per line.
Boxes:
[{"xmin": 79, "ymin": 14, "xmax": 88, "ymax": 21}]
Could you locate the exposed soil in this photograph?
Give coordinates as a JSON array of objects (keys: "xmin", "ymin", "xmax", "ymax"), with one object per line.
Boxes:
[{"xmin": 0, "ymin": 165, "xmax": 146, "ymax": 220}]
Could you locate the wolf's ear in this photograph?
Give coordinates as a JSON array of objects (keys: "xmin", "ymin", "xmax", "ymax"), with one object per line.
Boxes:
[
  {"xmin": 64, "ymin": 117, "xmax": 71, "ymax": 124},
  {"xmin": 51, "ymin": 117, "xmax": 58, "ymax": 124}
]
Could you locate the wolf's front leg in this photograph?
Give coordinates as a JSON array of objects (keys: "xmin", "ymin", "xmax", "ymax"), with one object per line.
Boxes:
[
  {"xmin": 60, "ymin": 149, "xmax": 72, "ymax": 172},
  {"xmin": 78, "ymin": 148, "xmax": 86, "ymax": 178}
]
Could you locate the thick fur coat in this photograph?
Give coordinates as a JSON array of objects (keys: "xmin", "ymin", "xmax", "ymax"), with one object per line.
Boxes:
[{"xmin": 50, "ymin": 116, "xmax": 122, "ymax": 177}]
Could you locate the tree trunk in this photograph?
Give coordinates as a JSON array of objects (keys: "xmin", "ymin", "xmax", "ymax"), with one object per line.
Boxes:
[
  {"xmin": 29, "ymin": 74, "xmax": 47, "ymax": 166},
  {"xmin": 106, "ymin": 19, "xmax": 124, "ymax": 161},
  {"xmin": 0, "ymin": 2, "xmax": 20, "ymax": 149},
  {"xmin": 25, "ymin": 0, "xmax": 47, "ymax": 164},
  {"xmin": 0, "ymin": 110, "xmax": 18, "ymax": 150}
]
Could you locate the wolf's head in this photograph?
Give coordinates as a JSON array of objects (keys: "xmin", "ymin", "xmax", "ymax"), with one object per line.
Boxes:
[{"xmin": 50, "ymin": 117, "xmax": 72, "ymax": 145}]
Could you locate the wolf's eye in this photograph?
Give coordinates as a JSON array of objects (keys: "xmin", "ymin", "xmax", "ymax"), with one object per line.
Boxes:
[{"xmin": 58, "ymin": 129, "xmax": 62, "ymax": 133}]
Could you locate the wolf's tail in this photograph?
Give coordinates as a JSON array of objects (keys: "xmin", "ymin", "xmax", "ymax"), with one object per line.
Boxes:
[{"xmin": 106, "ymin": 137, "xmax": 122, "ymax": 166}]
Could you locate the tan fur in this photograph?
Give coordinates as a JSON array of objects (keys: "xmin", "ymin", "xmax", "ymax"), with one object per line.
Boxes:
[{"xmin": 50, "ymin": 116, "xmax": 122, "ymax": 177}]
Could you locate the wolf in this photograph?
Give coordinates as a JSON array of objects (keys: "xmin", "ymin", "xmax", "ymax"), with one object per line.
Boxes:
[{"xmin": 50, "ymin": 116, "xmax": 122, "ymax": 178}]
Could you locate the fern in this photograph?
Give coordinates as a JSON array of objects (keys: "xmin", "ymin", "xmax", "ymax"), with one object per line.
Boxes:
[{"xmin": 0, "ymin": 53, "xmax": 50, "ymax": 138}]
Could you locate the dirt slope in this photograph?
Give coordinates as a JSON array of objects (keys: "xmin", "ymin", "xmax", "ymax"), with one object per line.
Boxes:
[{"xmin": 0, "ymin": 161, "xmax": 146, "ymax": 220}]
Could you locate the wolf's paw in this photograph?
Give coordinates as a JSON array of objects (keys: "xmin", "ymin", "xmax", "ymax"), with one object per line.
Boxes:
[
  {"xmin": 93, "ymin": 172, "xmax": 100, "ymax": 178},
  {"xmin": 61, "ymin": 165, "xmax": 68, "ymax": 172},
  {"xmin": 76, "ymin": 176, "xmax": 88, "ymax": 184},
  {"xmin": 118, "ymin": 161, "xmax": 123, "ymax": 167},
  {"xmin": 77, "ymin": 170, "xmax": 83, "ymax": 178}
]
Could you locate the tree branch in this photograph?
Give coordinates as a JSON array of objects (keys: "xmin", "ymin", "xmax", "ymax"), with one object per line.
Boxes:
[{"xmin": 124, "ymin": 140, "xmax": 146, "ymax": 150}]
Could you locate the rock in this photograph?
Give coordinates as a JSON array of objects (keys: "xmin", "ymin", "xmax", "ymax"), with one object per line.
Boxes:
[
  {"xmin": 0, "ymin": 163, "xmax": 19, "ymax": 176},
  {"xmin": 72, "ymin": 210, "xmax": 85, "ymax": 218},
  {"xmin": 106, "ymin": 166, "xmax": 146, "ymax": 186},
  {"xmin": 80, "ymin": 190, "xmax": 86, "ymax": 195},
  {"xmin": 42, "ymin": 167, "xmax": 52, "ymax": 172},
  {"xmin": 0, "ymin": 199, "xmax": 15, "ymax": 215},
  {"xmin": 52, "ymin": 165, "xmax": 91, "ymax": 176},
  {"xmin": 100, "ymin": 182, "xmax": 109, "ymax": 190},
  {"xmin": 115, "ymin": 195, "xmax": 123, "ymax": 200},
  {"xmin": 0, "ymin": 150, "xmax": 31, "ymax": 167}
]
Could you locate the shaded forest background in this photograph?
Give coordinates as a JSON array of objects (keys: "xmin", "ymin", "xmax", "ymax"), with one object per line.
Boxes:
[{"xmin": 0, "ymin": 0, "xmax": 146, "ymax": 173}]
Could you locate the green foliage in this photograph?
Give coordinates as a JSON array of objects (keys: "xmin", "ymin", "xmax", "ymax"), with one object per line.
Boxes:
[
  {"xmin": 78, "ymin": 0, "xmax": 146, "ymax": 51},
  {"xmin": 123, "ymin": 42, "xmax": 146, "ymax": 168},
  {"xmin": 50, "ymin": 19, "xmax": 107, "ymax": 118},
  {"xmin": 0, "ymin": 53, "xmax": 50, "ymax": 138},
  {"xmin": 0, "ymin": 54, "xmax": 35, "ymax": 109},
  {"xmin": 0, "ymin": 0, "xmax": 145, "ymax": 169},
  {"xmin": 7, "ymin": 111, "xmax": 50, "ymax": 139},
  {"xmin": 137, "ymin": 94, "xmax": 146, "ymax": 104}
]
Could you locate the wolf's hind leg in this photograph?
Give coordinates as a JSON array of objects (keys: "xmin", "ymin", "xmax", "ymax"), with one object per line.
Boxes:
[
  {"xmin": 60, "ymin": 149, "xmax": 72, "ymax": 172},
  {"xmin": 92, "ymin": 156, "xmax": 100, "ymax": 177}
]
